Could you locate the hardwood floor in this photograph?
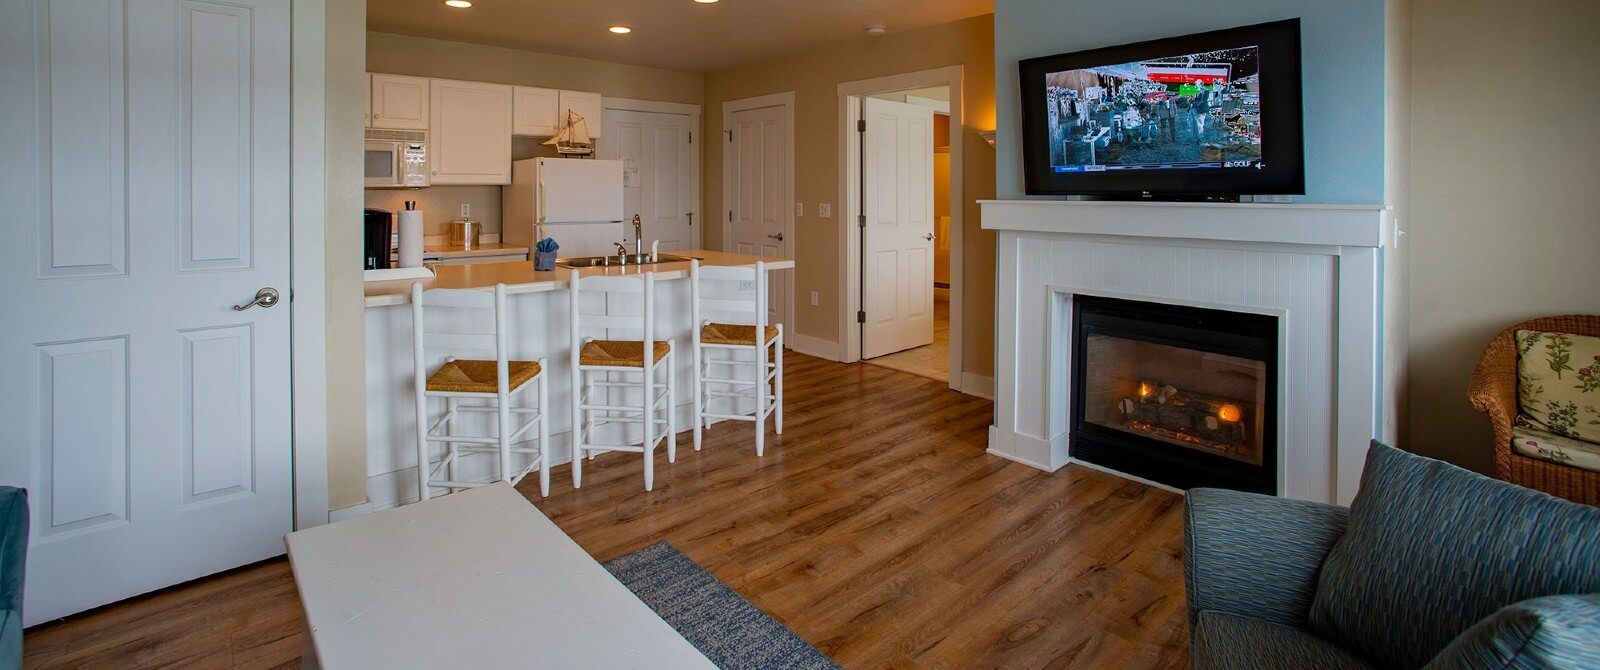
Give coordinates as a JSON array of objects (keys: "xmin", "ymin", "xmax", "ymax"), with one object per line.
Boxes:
[{"xmin": 23, "ymin": 353, "xmax": 1188, "ymax": 669}]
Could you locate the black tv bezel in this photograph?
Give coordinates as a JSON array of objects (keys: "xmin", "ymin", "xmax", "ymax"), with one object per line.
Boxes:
[{"xmin": 1018, "ymin": 19, "xmax": 1304, "ymax": 198}]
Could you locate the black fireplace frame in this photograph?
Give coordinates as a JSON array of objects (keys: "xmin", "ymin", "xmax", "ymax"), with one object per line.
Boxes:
[{"xmin": 1070, "ymin": 295, "xmax": 1279, "ymax": 494}]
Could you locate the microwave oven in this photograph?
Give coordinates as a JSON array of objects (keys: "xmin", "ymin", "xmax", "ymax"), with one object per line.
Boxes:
[{"xmin": 365, "ymin": 129, "xmax": 429, "ymax": 188}]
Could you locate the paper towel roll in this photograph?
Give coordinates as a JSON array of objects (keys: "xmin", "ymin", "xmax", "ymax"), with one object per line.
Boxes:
[{"xmin": 397, "ymin": 210, "xmax": 424, "ymax": 268}]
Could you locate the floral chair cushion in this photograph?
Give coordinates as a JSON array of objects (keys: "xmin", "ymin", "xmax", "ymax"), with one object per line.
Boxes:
[
  {"xmin": 1515, "ymin": 330, "xmax": 1600, "ymax": 446},
  {"xmin": 1512, "ymin": 424, "xmax": 1600, "ymax": 474}
]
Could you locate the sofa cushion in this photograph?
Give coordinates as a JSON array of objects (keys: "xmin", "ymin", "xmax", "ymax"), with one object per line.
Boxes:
[
  {"xmin": 1192, "ymin": 611, "xmax": 1374, "ymax": 670},
  {"xmin": 1, "ymin": 609, "xmax": 19, "ymax": 670},
  {"xmin": 1308, "ymin": 442, "xmax": 1600, "ymax": 669},
  {"xmin": 1516, "ymin": 329, "xmax": 1600, "ymax": 445},
  {"xmin": 1513, "ymin": 424, "xmax": 1600, "ymax": 474},
  {"xmin": 1424, "ymin": 594, "xmax": 1600, "ymax": 669}
]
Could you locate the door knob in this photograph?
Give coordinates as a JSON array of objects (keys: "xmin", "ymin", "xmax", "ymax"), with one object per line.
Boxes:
[
  {"xmin": 923, "ymin": 233, "xmax": 935, "ymax": 241},
  {"xmin": 767, "ymin": 232, "xmax": 785, "ymax": 242},
  {"xmin": 233, "ymin": 287, "xmax": 281, "ymax": 311}
]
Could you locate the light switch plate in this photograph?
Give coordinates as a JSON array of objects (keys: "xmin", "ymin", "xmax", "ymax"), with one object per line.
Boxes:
[
  {"xmin": 810, "ymin": 291, "xmax": 819, "ymax": 307},
  {"xmin": 819, "ymin": 203, "xmax": 832, "ymax": 219},
  {"xmin": 794, "ymin": 202, "xmax": 804, "ymax": 218}
]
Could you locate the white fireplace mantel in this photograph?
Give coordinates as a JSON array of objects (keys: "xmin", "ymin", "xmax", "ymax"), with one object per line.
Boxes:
[{"xmin": 980, "ymin": 199, "xmax": 1399, "ymax": 505}]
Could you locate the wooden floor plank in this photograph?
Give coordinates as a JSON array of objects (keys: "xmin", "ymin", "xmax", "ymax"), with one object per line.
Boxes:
[{"xmin": 23, "ymin": 353, "xmax": 1188, "ymax": 669}]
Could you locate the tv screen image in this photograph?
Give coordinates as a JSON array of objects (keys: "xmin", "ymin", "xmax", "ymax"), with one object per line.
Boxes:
[
  {"xmin": 1018, "ymin": 19, "xmax": 1302, "ymax": 198},
  {"xmin": 1045, "ymin": 46, "xmax": 1263, "ymax": 174}
]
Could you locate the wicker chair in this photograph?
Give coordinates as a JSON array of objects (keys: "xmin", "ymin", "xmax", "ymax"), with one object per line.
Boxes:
[{"xmin": 1467, "ymin": 315, "xmax": 1600, "ymax": 506}]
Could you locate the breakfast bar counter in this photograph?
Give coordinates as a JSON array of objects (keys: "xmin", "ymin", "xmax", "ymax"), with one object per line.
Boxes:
[
  {"xmin": 363, "ymin": 249, "xmax": 794, "ymax": 307},
  {"xmin": 362, "ymin": 249, "xmax": 791, "ymax": 509}
]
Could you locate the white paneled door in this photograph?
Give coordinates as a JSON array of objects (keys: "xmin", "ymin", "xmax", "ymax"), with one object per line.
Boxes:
[
  {"xmin": 725, "ymin": 105, "xmax": 789, "ymax": 329},
  {"xmin": 600, "ymin": 109, "xmax": 698, "ymax": 252},
  {"xmin": 861, "ymin": 98, "xmax": 936, "ymax": 359},
  {"xmin": 0, "ymin": 0, "xmax": 293, "ymax": 624}
]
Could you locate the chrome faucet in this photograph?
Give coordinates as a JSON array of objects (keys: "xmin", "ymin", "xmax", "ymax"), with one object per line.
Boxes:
[
  {"xmin": 631, "ymin": 214, "xmax": 644, "ymax": 258},
  {"xmin": 613, "ymin": 242, "xmax": 629, "ymax": 265}
]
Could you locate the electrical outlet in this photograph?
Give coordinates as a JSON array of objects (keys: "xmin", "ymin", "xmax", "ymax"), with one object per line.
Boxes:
[
  {"xmin": 794, "ymin": 202, "xmax": 804, "ymax": 218},
  {"xmin": 810, "ymin": 291, "xmax": 819, "ymax": 307},
  {"xmin": 460, "ymin": 203, "xmax": 471, "ymax": 219},
  {"xmin": 819, "ymin": 203, "xmax": 831, "ymax": 219}
]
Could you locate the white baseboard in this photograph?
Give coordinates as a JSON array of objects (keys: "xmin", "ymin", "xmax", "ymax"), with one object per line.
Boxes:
[
  {"xmin": 785, "ymin": 332, "xmax": 845, "ymax": 361},
  {"xmin": 960, "ymin": 372, "xmax": 994, "ymax": 400},
  {"xmin": 328, "ymin": 501, "xmax": 375, "ymax": 523}
]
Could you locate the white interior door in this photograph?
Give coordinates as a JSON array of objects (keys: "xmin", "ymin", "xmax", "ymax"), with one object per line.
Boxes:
[
  {"xmin": 0, "ymin": 0, "xmax": 294, "ymax": 624},
  {"xmin": 600, "ymin": 109, "xmax": 697, "ymax": 252},
  {"xmin": 725, "ymin": 105, "xmax": 789, "ymax": 328},
  {"xmin": 861, "ymin": 98, "xmax": 935, "ymax": 359}
]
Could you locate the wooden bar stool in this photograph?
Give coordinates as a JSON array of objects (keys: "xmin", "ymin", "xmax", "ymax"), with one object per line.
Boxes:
[
  {"xmin": 412, "ymin": 282, "xmax": 551, "ymax": 501},
  {"xmin": 690, "ymin": 260, "xmax": 783, "ymax": 455},
  {"xmin": 568, "ymin": 270, "xmax": 676, "ymax": 492}
]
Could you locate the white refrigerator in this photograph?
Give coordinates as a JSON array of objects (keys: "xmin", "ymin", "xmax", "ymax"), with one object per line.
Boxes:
[{"xmin": 502, "ymin": 158, "xmax": 625, "ymax": 257}]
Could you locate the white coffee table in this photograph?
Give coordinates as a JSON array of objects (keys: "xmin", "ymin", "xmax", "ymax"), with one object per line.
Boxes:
[{"xmin": 285, "ymin": 482, "xmax": 715, "ymax": 669}]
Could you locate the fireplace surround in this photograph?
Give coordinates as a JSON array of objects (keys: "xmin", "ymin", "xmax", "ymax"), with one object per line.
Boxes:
[{"xmin": 980, "ymin": 199, "xmax": 1401, "ymax": 505}]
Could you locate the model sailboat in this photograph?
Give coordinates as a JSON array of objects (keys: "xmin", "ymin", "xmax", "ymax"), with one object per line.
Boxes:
[{"xmin": 543, "ymin": 110, "xmax": 595, "ymax": 156}]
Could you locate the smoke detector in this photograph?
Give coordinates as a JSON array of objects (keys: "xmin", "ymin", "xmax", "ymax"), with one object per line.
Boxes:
[{"xmin": 865, "ymin": 25, "xmax": 887, "ymax": 37}]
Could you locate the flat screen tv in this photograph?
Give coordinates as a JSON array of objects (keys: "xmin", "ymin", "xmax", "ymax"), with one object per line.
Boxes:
[{"xmin": 1019, "ymin": 19, "xmax": 1304, "ymax": 199}]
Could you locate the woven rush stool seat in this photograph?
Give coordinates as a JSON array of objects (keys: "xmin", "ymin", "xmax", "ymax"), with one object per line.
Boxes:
[
  {"xmin": 426, "ymin": 359, "xmax": 542, "ymax": 393},
  {"xmin": 700, "ymin": 323, "xmax": 779, "ymax": 346},
  {"xmin": 579, "ymin": 340, "xmax": 672, "ymax": 367}
]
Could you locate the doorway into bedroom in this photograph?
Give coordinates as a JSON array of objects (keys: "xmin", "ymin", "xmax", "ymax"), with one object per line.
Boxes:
[{"xmin": 858, "ymin": 85, "xmax": 953, "ymax": 383}]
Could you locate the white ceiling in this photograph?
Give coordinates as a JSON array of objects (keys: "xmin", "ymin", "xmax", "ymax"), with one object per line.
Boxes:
[{"xmin": 367, "ymin": 0, "xmax": 994, "ymax": 73}]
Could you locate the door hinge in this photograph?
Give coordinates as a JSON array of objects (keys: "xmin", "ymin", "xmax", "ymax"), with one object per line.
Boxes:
[
  {"xmin": 857, "ymin": 119, "xmax": 866, "ymax": 132},
  {"xmin": 857, "ymin": 214, "xmax": 867, "ymax": 228},
  {"xmin": 728, "ymin": 210, "xmax": 733, "ymax": 222},
  {"xmin": 688, "ymin": 131, "xmax": 693, "ymax": 143},
  {"xmin": 857, "ymin": 310, "xmax": 866, "ymax": 324},
  {"xmin": 726, "ymin": 130, "xmax": 733, "ymax": 142}
]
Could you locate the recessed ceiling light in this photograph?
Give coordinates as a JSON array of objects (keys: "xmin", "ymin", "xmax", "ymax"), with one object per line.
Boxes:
[
  {"xmin": 443, "ymin": 0, "xmax": 471, "ymax": 7},
  {"xmin": 694, "ymin": 0, "xmax": 719, "ymax": 3},
  {"xmin": 865, "ymin": 25, "xmax": 887, "ymax": 37},
  {"xmin": 608, "ymin": 25, "xmax": 633, "ymax": 34}
]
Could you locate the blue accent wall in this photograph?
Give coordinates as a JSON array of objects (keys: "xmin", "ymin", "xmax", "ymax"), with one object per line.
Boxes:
[{"xmin": 994, "ymin": 0, "xmax": 1387, "ymax": 203}]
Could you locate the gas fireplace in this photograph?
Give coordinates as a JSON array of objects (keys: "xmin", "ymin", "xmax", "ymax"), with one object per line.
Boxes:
[{"xmin": 1071, "ymin": 295, "xmax": 1278, "ymax": 494}]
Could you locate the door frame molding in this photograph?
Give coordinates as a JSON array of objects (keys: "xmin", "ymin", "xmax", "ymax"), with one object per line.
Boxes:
[
  {"xmin": 290, "ymin": 0, "xmax": 330, "ymax": 530},
  {"xmin": 838, "ymin": 65, "xmax": 969, "ymax": 394},
  {"xmin": 721, "ymin": 91, "xmax": 797, "ymax": 335},
  {"xmin": 601, "ymin": 97, "xmax": 704, "ymax": 250}
]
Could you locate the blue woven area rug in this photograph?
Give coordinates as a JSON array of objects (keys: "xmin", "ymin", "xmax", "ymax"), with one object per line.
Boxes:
[{"xmin": 604, "ymin": 542, "xmax": 841, "ymax": 670}]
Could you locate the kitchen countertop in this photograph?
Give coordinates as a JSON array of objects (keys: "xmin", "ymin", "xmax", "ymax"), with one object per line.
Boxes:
[
  {"xmin": 423, "ymin": 242, "xmax": 528, "ymax": 260},
  {"xmin": 364, "ymin": 249, "xmax": 794, "ymax": 307}
]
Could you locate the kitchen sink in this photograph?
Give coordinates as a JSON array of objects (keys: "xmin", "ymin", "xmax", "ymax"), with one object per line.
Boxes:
[{"xmin": 554, "ymin": 253, "xmax": 696, "ymax": 269}]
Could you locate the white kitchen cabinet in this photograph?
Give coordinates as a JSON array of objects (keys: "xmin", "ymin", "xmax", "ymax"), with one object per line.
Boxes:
[
  {"xmin": 559, "ymin": 90, "xmax": 604, "ymax": 138},
  {"xmin": 513, "ymin": 86, "xmax": 561, "ymax": 137},
  {"xmin": 429, "ymin": 79, "xmax": 513, "ymax": 185},
  {"xmin": 370, "ymin": 73, "xmax": 430, "ymax": 131}
]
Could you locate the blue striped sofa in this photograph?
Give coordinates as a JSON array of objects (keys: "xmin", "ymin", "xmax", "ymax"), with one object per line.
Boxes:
[
  {"xmin": 1, "ymin": 487, "xmax": 25, "ymax": 670},
  {"xmin": 1185, "ymin": 442, "xmax": 1600, "ymax": 669}
]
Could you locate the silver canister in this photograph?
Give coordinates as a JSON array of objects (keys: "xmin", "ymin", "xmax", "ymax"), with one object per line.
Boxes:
[{"xmin": 448, "ymin": 218, "xmax": 482, "ymax": 250}]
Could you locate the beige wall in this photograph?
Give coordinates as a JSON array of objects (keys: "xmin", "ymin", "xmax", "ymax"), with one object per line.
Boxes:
[
  {"xmin": 326, "ymin": 0, "xmax": 367, "ymax": 510},
  {"xmin": 703, "ymin": 14, "xmax": 997, "ymax": 376},
  {"xmin": 1405, "ymin": 0, "xmax": 1600, "ymax": 472},
  {"xmin": 367, "ymin": 32, "xmax": 703, "ymax": 105}
]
